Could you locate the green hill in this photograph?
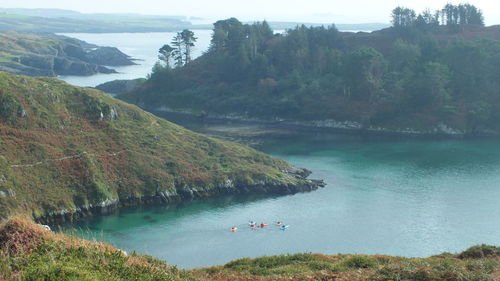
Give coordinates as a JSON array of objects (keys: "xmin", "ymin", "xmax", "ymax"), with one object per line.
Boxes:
[
  {"xmin": 0, "ymin": 71, "xmax": 322, "ymax": 223},
  {"xmin": 1, "ymin": 218, "xmax": 499, "ymax": 280},
  {"xmin": 123, "ymin": 18, "xmax": 500, "ymax": 137}
]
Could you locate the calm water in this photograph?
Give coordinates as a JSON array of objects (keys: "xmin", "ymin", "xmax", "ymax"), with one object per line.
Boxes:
[
  {"xmin": 57, "ymin": 30, "xmax": 213, "ymax": 87},
  {"xmin": 60, "ymin": 132, "xmax": 500, "ymax": 269}
]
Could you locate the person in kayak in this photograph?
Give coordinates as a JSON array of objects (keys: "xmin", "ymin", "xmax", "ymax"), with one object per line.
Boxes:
[
  {"xmin": 280, "ymin": 225, "xmax": 289, "ymax": 230},
  {"xmin": 260, "ymin": 223, "xmax": 268, "ymax": 228},
  {"xmin": 249, "ymin": 221, "xmax": 256, "ymax": 227}
]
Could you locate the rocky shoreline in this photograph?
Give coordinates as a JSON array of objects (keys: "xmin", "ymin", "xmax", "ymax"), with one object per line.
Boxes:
[
  {"xmin": 0, "ymin": 32, "xmax": 136, "ymax": 77},
  {"xmin": 35, "ymin": 168, "xmax": 325, "ymax": 225},
  {"xmin": 149, "ymin": 107, "xmax": 500, "ymax": 139}
]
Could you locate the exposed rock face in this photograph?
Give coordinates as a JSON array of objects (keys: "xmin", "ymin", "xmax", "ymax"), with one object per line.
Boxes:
[
  {"xmin": 0, "ymin": 31, "xmax": 136, "ymax": 77},
  {"xmin": 36, "ymin": 168, "xmax": 325, "ymax": 224},
  {"xmin": 86, "ymin": 47, "xmax": 136, "ymax": 66}
]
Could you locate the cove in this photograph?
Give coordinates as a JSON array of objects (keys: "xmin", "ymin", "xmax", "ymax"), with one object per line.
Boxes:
[{"xmin": 58, "ymin": 129, "xmax": 500, "ymax": 269}]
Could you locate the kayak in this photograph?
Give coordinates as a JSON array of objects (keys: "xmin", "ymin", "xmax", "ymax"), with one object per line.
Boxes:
[
  {"xmin": 280, "ymin": 225, "xmax": 290, "ymax": 230},
  {"xmin": 258, "ymin": 224, "xmax": 269, "ymax": 228}
]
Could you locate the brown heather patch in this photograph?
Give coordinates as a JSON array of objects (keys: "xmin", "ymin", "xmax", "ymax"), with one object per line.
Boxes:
[{"xmin": 0, "ymin": 218, "xmax": 51, "ymax": 255}]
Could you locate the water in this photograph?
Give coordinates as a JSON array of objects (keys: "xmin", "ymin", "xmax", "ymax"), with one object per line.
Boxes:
[
  {"xmin": 56, "ymin": 28, "xmax": 366, "ymax": 88},
  {"xmin": 60, "ymin": 131, "xmax": 500, "ymax": 269},
  {"xmin": 57, "ymin": 30, "xmax": 213, "ymax": 87}
]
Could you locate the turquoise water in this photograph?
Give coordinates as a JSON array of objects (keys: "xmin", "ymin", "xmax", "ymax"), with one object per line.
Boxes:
[{"xmin": 60, "ymin": 133, "xmax": 500, "ymax": 268}]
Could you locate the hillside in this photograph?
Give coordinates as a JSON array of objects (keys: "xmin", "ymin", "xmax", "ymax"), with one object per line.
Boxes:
[
  {"xmin": 1, "ymin": 218, "xmax": 499, "ymax": 280},
  {"xmin": 0, "ymin": 31, "xmax": 135, "ymax": 76},
  {"xmin": 0, "ymin": 9, "xmax": 199, "ymax": 33},
  {"xmin": 0, "ymin": 71, "xmax": 322, "ymax": 223},
  {"xmin": 123, "ymin": 19, "xmax": 500, "ymax": 137}
]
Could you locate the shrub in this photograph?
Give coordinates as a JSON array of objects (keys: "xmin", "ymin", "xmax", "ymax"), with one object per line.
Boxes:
[
  {"xmin": 459, "ymin": 245, "xmax": 500, "ymax": 259},
  {"xmin": 343, "ymin": 255, "xmax": 378, "ymax": 269}
]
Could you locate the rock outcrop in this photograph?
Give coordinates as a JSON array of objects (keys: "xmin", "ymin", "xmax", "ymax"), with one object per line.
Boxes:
[{"xmin": 0, "ymin": 31, "xmax": 136, "ymax": 77}]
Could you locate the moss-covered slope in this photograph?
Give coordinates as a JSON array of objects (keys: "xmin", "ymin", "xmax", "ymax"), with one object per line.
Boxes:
[
  {"xmin": 1, "ymin": 219, "xmax": 499, "ymax": 281},
  {"xmin": 0, "ymin": 72, "xmax": 321, "ymax": 222}
]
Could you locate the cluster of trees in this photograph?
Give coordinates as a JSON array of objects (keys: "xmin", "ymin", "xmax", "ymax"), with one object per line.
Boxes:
[
  {"xmin": 392, "ymin": 3, "xmax": 484, "ymax": 29},
  {"xmin": 135, "ymin": 7, "xmax": 500, "ymax": 134},
  {"xmin": 158, "ymin": 29, "xmax": 197, "ymax": 68}
]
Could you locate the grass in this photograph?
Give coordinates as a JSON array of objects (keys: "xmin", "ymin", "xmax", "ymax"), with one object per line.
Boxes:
[
  {"xmin": 1, "ymin": 218, "xmax": 499, "ymax": 281},
  {"xmin": 196, "ymin": 250, "xmax": 500, "ymax": 281},
  {"xmin": 0, "ymin": 71, "xmax": 311, "ymax": 222},
  {"xmin": 0, "ymin": 218, "xmax": 197, "ymax": 281}
]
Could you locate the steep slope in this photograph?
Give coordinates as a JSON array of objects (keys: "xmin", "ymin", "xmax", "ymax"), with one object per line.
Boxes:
[
  {"xmin": 0, "ymin": 72, "xmax": 322, "ymax": 223},
  {"xmin": 1, "ymin": 219, "xmax": 498, "ymax": 281}
]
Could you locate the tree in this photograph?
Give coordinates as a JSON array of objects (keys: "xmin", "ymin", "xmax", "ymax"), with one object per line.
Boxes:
[
  {"xmin": 158, "ymin": 44, "xmax": 174, "ymax": 68},
  {"xmin": 391, "ymin": 7, "xmax": 416, "ymax": 28},
  {"xmin": 343, "ymin": 47, "xmax": 387, "ymax": 102},
  {"xmin": 180, "ymin": 29, "xmax": 197, "ymax": 64},
  {"xmin": 171, "ymin": 33, "xmax": 184, "ymax": 67}
]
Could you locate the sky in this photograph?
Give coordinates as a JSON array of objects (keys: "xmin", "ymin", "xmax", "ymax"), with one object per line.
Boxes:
[{"xmin": 2, "ymin": 0, "xmax": 500, "ymax": 25}]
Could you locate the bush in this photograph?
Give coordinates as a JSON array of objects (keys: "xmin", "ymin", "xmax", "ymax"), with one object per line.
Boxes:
[
  {"xmin": 343, "ymin": 255, "xmax": 378, "ymax": 269},
  {"xmin": 459, "ymin": 245, "xmax": 500, "ymax": 259}
]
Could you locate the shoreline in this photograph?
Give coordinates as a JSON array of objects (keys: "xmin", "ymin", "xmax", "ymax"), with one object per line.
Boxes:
[
  {"xmin": 36, "ymin": 168, "xmax": 325, "ymax": 225},
  {"xmin": 148, "ymin": 108, "xmax": 500, "ymax": 139}
]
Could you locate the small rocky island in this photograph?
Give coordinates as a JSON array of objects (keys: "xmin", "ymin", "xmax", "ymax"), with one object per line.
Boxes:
[{"xmin": 0, "ymin": 31, "xmax": 135, "ymax": 76}]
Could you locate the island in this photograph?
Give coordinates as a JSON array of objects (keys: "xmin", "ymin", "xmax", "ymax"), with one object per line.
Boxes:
[{"xmin": 122, "ymin": 4, "xmax": 500, "ymax": 137}]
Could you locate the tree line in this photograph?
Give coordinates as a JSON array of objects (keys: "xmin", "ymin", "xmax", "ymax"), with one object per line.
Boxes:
[
  {"xmin": 392, "ymin": 3, "xmax": 484, "ymax": 29},
  {"xmin": 133, "ymin": 4, "xmax": 500, "ymax": 134}
]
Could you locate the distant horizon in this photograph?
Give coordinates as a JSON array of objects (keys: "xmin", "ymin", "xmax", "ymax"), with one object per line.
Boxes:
[{"xmin": 1, "ymin": 0, "xmax": 500, "ymax": 25}]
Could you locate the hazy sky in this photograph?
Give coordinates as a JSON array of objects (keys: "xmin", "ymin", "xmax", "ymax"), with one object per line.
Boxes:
[{"xmin": 2, "ymin": 0, "xmax": 500, "ymax": 25}]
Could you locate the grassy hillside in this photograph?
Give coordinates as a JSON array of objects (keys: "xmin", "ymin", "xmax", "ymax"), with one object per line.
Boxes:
[
  {"xmin": 1, "ymin": 218, "xmax": 499, "ymax": 280},
  {"xmin": 0, "ymin": 71, "xmax": 321, "ymax": 222}
]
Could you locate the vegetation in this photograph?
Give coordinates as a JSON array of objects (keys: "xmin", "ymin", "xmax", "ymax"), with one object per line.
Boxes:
[
  {"xmin": 0, "ymin": 71, "xmax": 317, "ymax": 222},
  {"xmin": 0, "ymin": 9, "xmax": 198, "ymax": 33},
  {"xmin": 391, "ymin": 4, "xmax": 484, "ymax": 28},
  {"xmin": 159, "ymin": 29, "xmax": 198, "ymax": 68},
  {"xmin": 197, "ymin": 248, "xmax": 500, "ymax": 280},
  {"xmin": 0, "ymin": 218, "xmax": 197, "ymax": 280},
  {"xmin": 1, "ymin": 218, "xmax": 499, "ymax": 280},
  {"xmin": 125, "ymin": 3, "xmax": 500, "ymax": 135},
  {"xmin": 0, "ymin": 31, "xmax": 134, "ymax": 76}
]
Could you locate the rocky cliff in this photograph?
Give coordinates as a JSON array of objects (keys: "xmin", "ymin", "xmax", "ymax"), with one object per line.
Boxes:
[{"xmin": 0, "ymin": 32, "xmax": 135, "ymax": 77}]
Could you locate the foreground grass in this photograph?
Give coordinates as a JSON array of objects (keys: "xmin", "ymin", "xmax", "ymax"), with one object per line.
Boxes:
[
  {"xmin": 1, "ymin": 218, "xmax": 499, "ymax": 281},
  {"xmin": 0, "ymin": 218, "xmax": 196, "ymax": 281}
]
